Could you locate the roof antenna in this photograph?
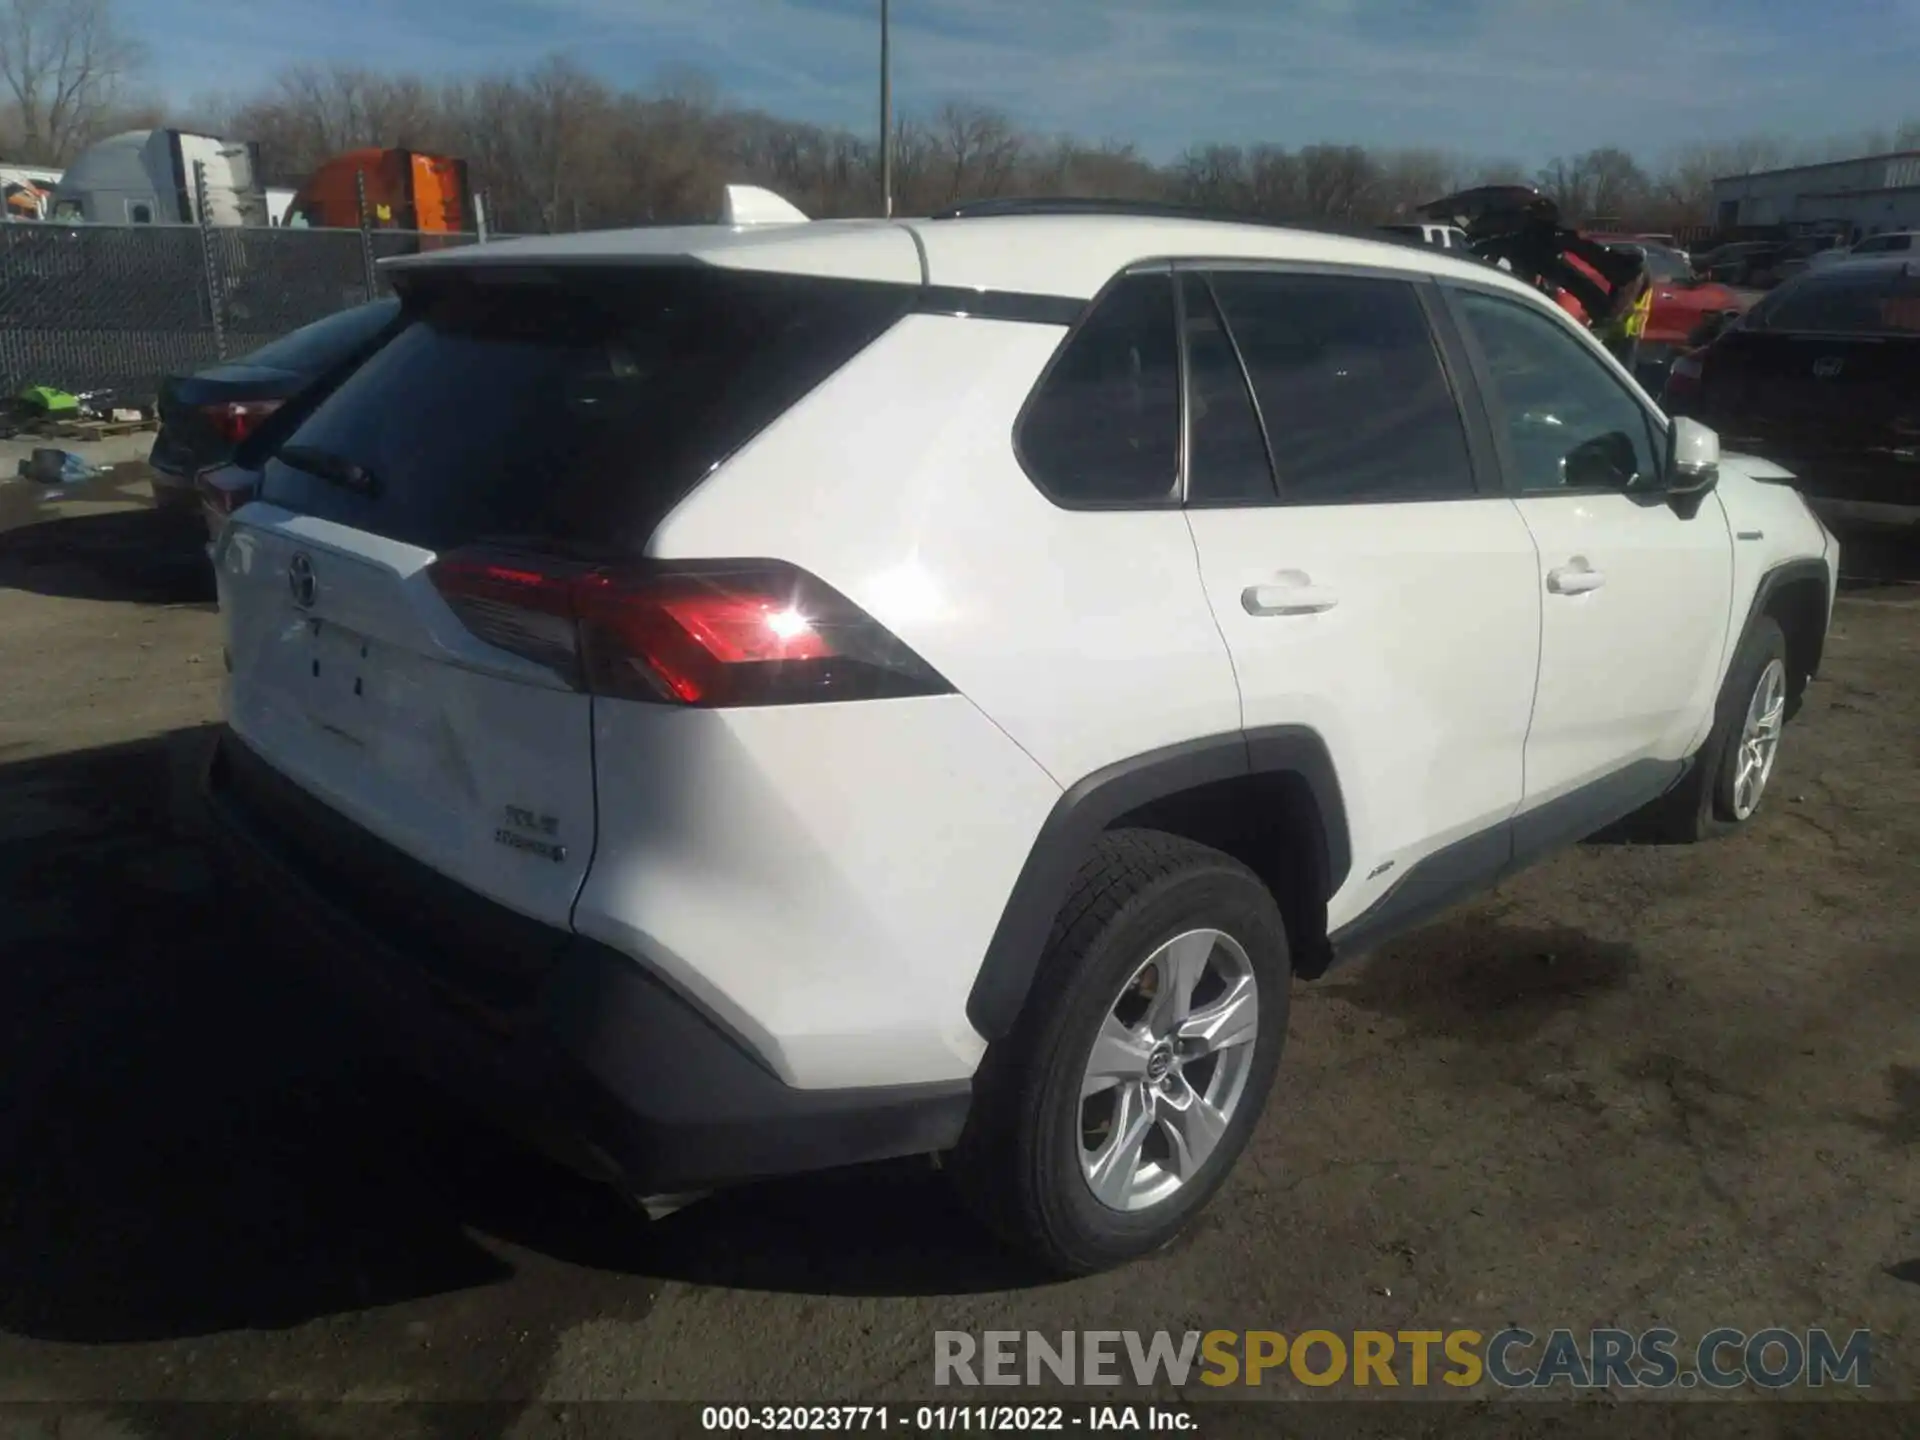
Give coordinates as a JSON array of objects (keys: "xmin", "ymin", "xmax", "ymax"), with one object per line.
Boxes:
[{"xmin": 723, "ymin": 185, "xmax": 809, "ymax": 226}]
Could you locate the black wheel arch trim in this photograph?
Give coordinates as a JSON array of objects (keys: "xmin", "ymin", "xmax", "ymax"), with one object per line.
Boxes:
[
  {"xmin": 1738, "ymin": 555, "xmax": 1834, "ymax": 687},
  {"xmin": 965, "ymin": 725, "xmax": 1350, "ymax": 1041}
]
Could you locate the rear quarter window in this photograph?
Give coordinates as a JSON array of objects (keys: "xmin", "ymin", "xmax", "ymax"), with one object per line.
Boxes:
[
  {"xmin": 1016, "ymin": 271, "xmax": 1180, "ymax": 507},
  {"xmin": 258, "ymin": 267, "xmax": 913, "ymax": 553}
]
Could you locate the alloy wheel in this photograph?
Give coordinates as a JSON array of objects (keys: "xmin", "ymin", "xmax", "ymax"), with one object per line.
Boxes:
[
  {"xmin": 1732, "ymin": 657, "xmax": 1787, "ymax": 820},
  {"xmin": 1077, "ymin": 928, "xmax": 1260, "ymax": 1212}
]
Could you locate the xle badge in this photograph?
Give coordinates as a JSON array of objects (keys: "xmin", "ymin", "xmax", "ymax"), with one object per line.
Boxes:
[{"xmin": 495, "ymin": 805, "xmax": 567, "ymax": 863}]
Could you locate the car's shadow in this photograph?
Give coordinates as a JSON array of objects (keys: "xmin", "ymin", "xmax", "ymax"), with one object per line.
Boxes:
[
  {"xmin": 0, "ymin": 503, "xmax": 215, "ymax": 606},
  {"xmin": 0, "ymin": 730, "xmax": 1038, "ymax": 1347}
]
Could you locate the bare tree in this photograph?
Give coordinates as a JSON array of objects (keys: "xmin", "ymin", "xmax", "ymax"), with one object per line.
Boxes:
[
  {"xmin": 1375, "ymin": 148, "xmax": 1459, "ymax": 218},
  {"xmin": 1295, "ymin": 143, "xmax": 1376, "ymax": 220},
  {"xmin": 176, "ymin": 47, "xmax": 1920, "ymax": 241},
  {"xmin": 0, "ymin": 0, "xmax": 141, "ymax": 163},
  {"xmin": 1172, "ymin": 144, "xmax": 1248, "ymax": 212},
  {"xmin": 1245, "ymin": 145, "xmax": 1300, "ymax": 217},
  {"xmin": 1579, "ymin": 146, "xmax": 1649, "ymax": 223},
  {"xmin": 933, "ymin": 102, "xmax": 1024, "ymax": 207}
]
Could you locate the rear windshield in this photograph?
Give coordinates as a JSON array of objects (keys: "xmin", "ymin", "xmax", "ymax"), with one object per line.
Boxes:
[
  {"xmin": 1639, "ymin": 248, "xmax": 1692, "ymax": 282},
  {"xmin": 259, "ymin": 266, "xmax": 913, "ymax": 553},
  {"xmin": 1748, "ymin": 265, "xmax": 1920, "ymax": 336},
  {"xmin": 238, "ymin": 298, "xmax": 401, "ymax": 373}
]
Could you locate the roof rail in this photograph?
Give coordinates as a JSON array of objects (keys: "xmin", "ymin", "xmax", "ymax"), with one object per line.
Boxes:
[{"xmin": 927, "ymin": 195, "xmax": 1428, "ymax": 249}]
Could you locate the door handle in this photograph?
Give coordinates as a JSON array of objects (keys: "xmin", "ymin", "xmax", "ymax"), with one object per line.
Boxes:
[
  {"xmin": 1546, "ymin": 563, "xmax": 1605, "ymax": 595},
  {"xmin": 1242, "ymin": 583, "xmax": 1339, "ymax": 616}
]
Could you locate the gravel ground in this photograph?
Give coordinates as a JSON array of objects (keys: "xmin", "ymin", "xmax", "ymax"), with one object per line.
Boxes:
[{"xmin": 0, "ymin": 474, "xmax": 1915, "ymax": 1438}]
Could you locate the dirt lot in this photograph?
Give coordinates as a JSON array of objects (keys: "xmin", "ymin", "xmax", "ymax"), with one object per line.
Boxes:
[{"xmin": 1, "ymin": 474, "xmax": 1917, "ymax": 1435}]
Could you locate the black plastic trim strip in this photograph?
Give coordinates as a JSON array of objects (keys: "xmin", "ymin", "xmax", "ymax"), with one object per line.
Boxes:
[
  {"xmin": 1327, "ymin": 757, "xmax": 1683, "ymax": 964},
  {"xmin": 1738, "ymin": 556, "xmax": 1835, "ymax": 683},
  {"xmin": 1417, "ymin": 278, "xmax": 1508, "ymax": 498},
  {"xmin": 913, "ymin": 286, "xmax": 1084, "ymax": 325},
  {"xmin": 965, "ymin": 725, "xmax": 1349, "ymax": 1040}
]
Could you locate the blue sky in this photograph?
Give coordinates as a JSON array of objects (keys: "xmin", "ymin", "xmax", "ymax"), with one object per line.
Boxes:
[{"xmin": 134, "ymin": 0, "xmax": 1920, "ymax": 166}]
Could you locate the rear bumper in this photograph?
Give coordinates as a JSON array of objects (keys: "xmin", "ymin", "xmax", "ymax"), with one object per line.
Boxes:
[{"xmin": 200, "ymin": 729, "xmax": 972, "ymax": 1195}]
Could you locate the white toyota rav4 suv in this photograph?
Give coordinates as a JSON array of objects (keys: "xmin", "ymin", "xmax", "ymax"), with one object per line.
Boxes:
[{"xmin": 205, "ymin": 195, "xmax": 1838, "ymax": 1275}]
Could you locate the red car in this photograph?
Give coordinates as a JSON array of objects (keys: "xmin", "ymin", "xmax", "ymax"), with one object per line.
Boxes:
[{"xmin": 1588, "ymin": 235, "xmax": 1745, "ymax": 357}]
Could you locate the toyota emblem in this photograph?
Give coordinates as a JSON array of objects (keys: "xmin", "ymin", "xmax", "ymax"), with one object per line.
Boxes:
[
  {"xmin": 288, "ymin": 551, "xmax": 317, "ymax": 608},
  {"xmin": 1812, "ymin": 356, "xmax": 1845, "ymax": 378}
]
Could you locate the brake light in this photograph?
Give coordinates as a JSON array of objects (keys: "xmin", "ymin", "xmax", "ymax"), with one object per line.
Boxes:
[
  {"xmin": 427, "ymin": 549, "xmax": 952, "ymax": 708},
  {"xmin": 200, "ymin": 400, "xmax": 282, "ymax": 445}
]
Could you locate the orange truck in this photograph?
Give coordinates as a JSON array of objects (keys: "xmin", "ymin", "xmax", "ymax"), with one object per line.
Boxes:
[{"xmin": 284, "ymin": 148, "xmax": 471, "ymax": 232}]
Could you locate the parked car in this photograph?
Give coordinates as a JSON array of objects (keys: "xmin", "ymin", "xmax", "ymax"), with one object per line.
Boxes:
[
  {"xmin": 1667, "ymin": 255, "xmax": 1920, "ymax": 531},
  {"xmin": 1378, "ymin": 221, "xmax": 1473, "ymax": 252},
  {"xmin": 1847, "ymin": 230, "xmax": 1920, "ymax": 257},
  {"xmin": 1635, "ymin": 231, "xmax": 1688, "ymax": 264},
  {"xmin": 1592, "ymin": 238, "xmax": 1744, "ymax": 385},
  {"xmin": 1413, "ymin": 185, "xmax": 1648, "ymax": 335},
  {"xmin": 1754, "ymin": 234, "xmax": 1848, "ymax": 289},
  {"xmin": 148, "ymin": 297, "xmax": 402, "ymax": 519},
  {"xmin": 1696, "ymin": 240, "xmax": 1779, "ymax": 286},
  {"xmin": 201, "ymin": 193, "xmax": 1837, "ymax": 1276},
  {"xmin": 1810, "ymin": 230, "xmax": 1920, "ymax": 274},
  {"xmin": 188, "ymin": 312, "xmax": 405, "ymax": 548}
]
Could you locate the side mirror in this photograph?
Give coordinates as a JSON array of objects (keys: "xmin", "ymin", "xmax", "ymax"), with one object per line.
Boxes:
[
  {"xmin": 1563, "ymin": 431, "xmax": 1643, "ymax": 489},
  {"xmin": 1666, "ymin": 416, "xmax": 1720, "ymax": 497}
]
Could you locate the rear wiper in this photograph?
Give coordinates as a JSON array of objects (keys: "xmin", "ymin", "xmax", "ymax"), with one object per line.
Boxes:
[{"xmin": 278, "ymin": 444, "xmax": 382, "ymax": 498}]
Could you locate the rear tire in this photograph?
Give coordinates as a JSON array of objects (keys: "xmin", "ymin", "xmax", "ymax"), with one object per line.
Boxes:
[{"xmin": 953, "ymin": 829, "xmax": 1289, "ymax": 1275}]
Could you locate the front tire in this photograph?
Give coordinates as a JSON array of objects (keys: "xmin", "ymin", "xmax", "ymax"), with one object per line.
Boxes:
[
  {"xmin": 953, "ymin": 830, "xmax": 1289, "ymax": 1275},
  {"xmin": 1631, "ymin": 615, "xmax": 1790, "ymax": 842}
]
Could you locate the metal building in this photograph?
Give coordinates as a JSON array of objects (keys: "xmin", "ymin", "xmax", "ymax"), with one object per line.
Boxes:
[{"xmin": 1711, "ymin": 151, "xmax": 1920, "ymax": 238}]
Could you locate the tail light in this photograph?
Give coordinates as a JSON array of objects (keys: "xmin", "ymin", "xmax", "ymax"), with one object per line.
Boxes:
[
  {"xmin": 201, "ymin": 400, "xmax": 282, "ymax": 445},
  {"xmin": 427, "ymin": 548, "xmax": 953, "ymax": 708},
  {"xmin": 195, "ymin": 464, "xmax": 259, "ymax": 518}
]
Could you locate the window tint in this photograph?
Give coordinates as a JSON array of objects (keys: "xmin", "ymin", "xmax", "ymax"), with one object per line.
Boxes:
[
  {"xmin": 1181, "ymin": 273, "xmax": 1273, "ymax": 503},
  {"xmin": 1208, "ymin": 271, "xmax": 1474, "ymax": 503},
  {"xmin": 1019, "ymin": 271, "xmax": 1179, "ymax": 504},
  {"xmin": 1453, "ymin": 289, "xmax": 1660, "ymax": 493},
  {"xmin": 240, "ymin": 298, "xmax": 401, "ymax": 374},
  {"xmin": 261, "ymin": 267, "xmax": 912, "ymax": 552}
]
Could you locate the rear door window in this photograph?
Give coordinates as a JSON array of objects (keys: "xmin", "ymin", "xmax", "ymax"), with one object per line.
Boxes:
[
  {"xmin": 259, "ymin": 267, "xmax": 913, "ymax": 553},
  {"xmin": 1207, "ymin": 270, "xmax": 1477, "ymax": 503}
]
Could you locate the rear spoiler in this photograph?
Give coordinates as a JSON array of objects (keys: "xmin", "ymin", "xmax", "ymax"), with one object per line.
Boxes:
[{"xmin": 1418, "ymin": 184, "xmax": 1646, "ymax": 327}]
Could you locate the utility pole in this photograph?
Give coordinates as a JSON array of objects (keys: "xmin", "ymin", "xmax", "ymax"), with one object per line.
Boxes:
[{"xmin": 880, "ymin": 0, "xmax": 893, "ymax": 217}]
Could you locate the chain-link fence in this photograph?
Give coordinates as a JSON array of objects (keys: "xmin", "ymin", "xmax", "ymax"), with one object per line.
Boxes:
[{"xmin": 0, "ymin": 221, "xmax": 495, "ymax": 401}]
